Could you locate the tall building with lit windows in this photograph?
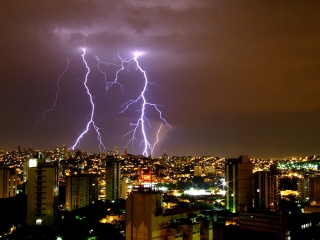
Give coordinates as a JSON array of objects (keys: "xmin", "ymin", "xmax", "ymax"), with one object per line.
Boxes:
[
  {"xmin": 0, "ymin": 166, "xmax": 17, "ymax": 198},
  {"xmin": 161, "ymin": 151, "xmax": 168, "ymax": 168},
  {"xmin": 105, "ymin": 153, "xmax": 121, "ymax": 202},
  {"xmin": 65, "ymin": 174, "xmax": 98, "ymax": 211},
  {"xmin": 225, "ymin": 155, "xmax": 253, "ymax": 213},
  {"xmin": 26, "ymin": 153, "xmax": 59, "ymax": 226},
  {"xmin": 55, "ymin": 145, "xmax": 68, "ymax": 160},
  {"xmin": 252, "ymin": 166, "xmax": 280, "ymax": 210},
  {"xmin": 297, "ymin": 176, "xmax": 309, "ymax": 203}
]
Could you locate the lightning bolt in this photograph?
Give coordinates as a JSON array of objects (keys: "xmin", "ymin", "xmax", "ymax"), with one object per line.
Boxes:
[
  {"xmin": 96, "ymin": 56, "xmax": 124, "ymax": 92},
  {"xmin": 69, "ymin": 48, "xmax": 105, "ymax": 152},
  {"xmin": 32, "ymin": 58, "xmax": 70, "ymax": 131},
  {"xmin": 33, "ymin": 49, "xmax": 170, "ymax": 156},
  {"xmin": 98, "ymin": 52, "xmax": 171, "ymax": 157},
  {"xmin": 151, "ymin": 123, "xmax": 163, "ymax": 157}
]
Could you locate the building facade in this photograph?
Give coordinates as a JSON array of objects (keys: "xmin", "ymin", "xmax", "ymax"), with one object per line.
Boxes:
[
  {"xmin": 253, "ymin": 169, "xmax": 280, "ymax": 210},
  {"xmin": 239, "ymin": 210, "xmax": 318, "ymax": 240},
  {"xmin": 297, "ymin": 177, "xmax": 309, "ymax": 203},
  {"xmin": 0, "ymin": 166, "xmax": 17, "ymax": 198},
  {"xmin": 225, "ymin": 155, "xmax": 253, "ymax": 213},
  {"xmin": 239, "ymin": 211, "xmax": 286, "ymax": 239},
  {"xmin": 105, "ymin": 154, "xmax": 121, "ymax": 202},
  {"xmin": 194, "ymin": 166, "xmax": 202, "ymax": 177},
  {"xmin": 309, "ymin": 176, "xmax": 320, "ymax": 206},
  {"xmin": 65, "ymin": 174, "xmax": 98, "ymax": 211},
  {"xmin": 26, "ymin": 153, "xmax": 59, "ymax": 226},
  {"xmin": 126, "ymin": 190, "xmax": 212, "ymax": 240}
]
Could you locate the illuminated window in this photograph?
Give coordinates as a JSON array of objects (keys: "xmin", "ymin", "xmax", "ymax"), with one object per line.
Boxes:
[
  {"xmin": 36, "ymin": 219, "xmax": 42, "ymax": 225},
  {"xmin": 29, "ymin": 159, "xmax": 38, "ymax": 168}
]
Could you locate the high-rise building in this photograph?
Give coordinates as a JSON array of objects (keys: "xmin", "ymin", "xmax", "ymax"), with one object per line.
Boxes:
[
  {"xmin": 26, "ymin": 153, "xmax": 59, "ymax": 226},
  {"xmin": 114, "ymin": 146, "xmax": 119, "ymax": 155},
  {"xmin": 120, "ymin": 178, "xmax": 127, "ymax": 200},
  {"xmin": 126, "ymin": 190, "xmax": 210, "ymax": 240},
  {"xmin": 253, "ymin": 168, "xmax": 280, "ymax": 210},
  {"xmin": 309, "ymin": 176, "xmax": 320, "ymax": 206},
  {"xmin": 55, "ymin": 145, "xmax": 68, "ymax": 160},
  {"xmin": 105, "ymin": 154, "xmax": 121, "ymax": 202},
  {"xmin": 65, "ymin": 175, "xmax": 98, "ymax": 211},
  {"xmin": 161, "ymin": 151, "xmax": 168, "ymax": 168},
  {"xmin": 0, "ymin": 166, "xmax": 17, "ymax": 198},
  {"xmin": 297, "ymin": 177, "xmax": 309, "ymax": 203},
  {"xmin": 126, "ymin": 191, "xmax": 164, "ymax": 240},
  {"xmin": 225, "ymin": 155, "xmax": 253, "ymax": 213}
]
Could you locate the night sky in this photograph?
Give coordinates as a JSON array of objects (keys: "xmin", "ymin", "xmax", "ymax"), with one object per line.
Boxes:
[{"xmin": 1, "ymin": 1, "xmax": 320, "ymax": 158}]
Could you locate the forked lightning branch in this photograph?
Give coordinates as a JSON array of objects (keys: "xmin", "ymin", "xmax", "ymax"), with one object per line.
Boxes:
[{"xmin": 33, "ymin": 48, "xmax": 171, "ymax": 156}]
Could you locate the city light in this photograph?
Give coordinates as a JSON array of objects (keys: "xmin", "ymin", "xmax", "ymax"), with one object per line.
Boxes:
[{"xmin": 184, "ymin": 188, "xmax": 211, "ymax": 196}]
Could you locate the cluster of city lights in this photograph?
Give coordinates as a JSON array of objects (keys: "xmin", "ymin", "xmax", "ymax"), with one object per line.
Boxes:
[{"xmin": 278, "ymin": 162, "xmax": 319, "ymax": 171}]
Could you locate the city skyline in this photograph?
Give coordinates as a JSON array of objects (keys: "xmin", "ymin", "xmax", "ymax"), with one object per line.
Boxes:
[{"xmin": 1, "ymin": 1, "xmax": 320, "ymax": 158}]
